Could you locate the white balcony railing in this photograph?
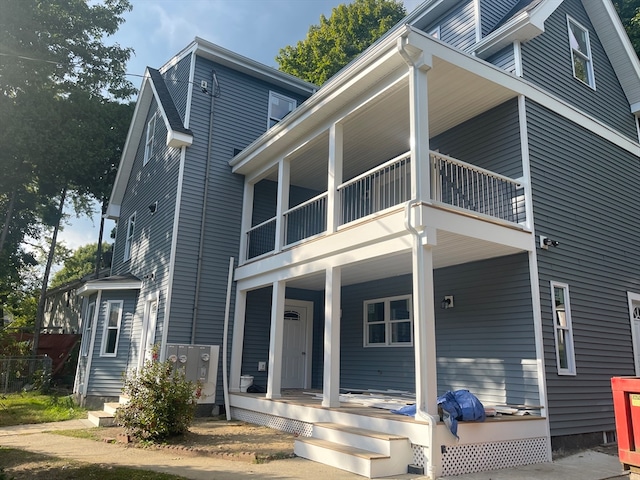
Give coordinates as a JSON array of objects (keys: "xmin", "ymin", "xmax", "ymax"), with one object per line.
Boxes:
[
  {"xmin": 430, "ymin": 152, "xmax": 525, "ymax": 224},
  {"xmin": 245, "ymin": 151, "xmax": 525, "ymax": 260},
  {"xmin": 338, "ymin": 153, "xmax": 411, "ymax": 225}
]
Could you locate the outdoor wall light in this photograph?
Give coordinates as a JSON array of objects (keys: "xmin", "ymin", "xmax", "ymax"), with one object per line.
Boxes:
[
  {"xmin": 540, "ymin": 235, "xmax": 559, "ymax": 250},
  {"xmin": 148, "ymin": 201, "xmax": 158, "ymax": 214},
  {"xmin": 441, "ymin": 295, "xmax": 454, "ymax": 309}
]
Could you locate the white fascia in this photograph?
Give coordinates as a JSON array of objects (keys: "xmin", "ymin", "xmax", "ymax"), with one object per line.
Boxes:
[
  {"xmin": 473, "ymin": 0, "xmax": 563, "ymax": 59},
  {"xmin": 167, "ymin": 130, "xmax": 193, "ymax": 148},
  {"xmin": 77, "ymin": 280, "xmax": 142, "ymax": 297}
]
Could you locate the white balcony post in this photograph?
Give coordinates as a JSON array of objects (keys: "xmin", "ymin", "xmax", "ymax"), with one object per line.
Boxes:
[
  {"xmin": 408, "ymin": 52, "xmax": 431, "ymax": 206},
  {"xmin": 412, "ymin": 237, "xmax": 438, "ymax": 418},
  {"xmin": 239, "ymin": 180, "xmax": 254, "ymax": 262},
  {"xmin": 229, "ymin": 288, "xmax": 247, "ymax": 392},
  {"xmin": 323, "ymin": 266, "xmax": 341, "ymax": 407},
  {"xmin": 275, "ymin": 159, "xmax": 290, "ymax": 251},
  {"xmin": 327, "ymin": 123, "xmax": 343, "ymax": 232},
  {"xmin": 266, "ymin": 280, "xmax": 286, "ymax": 399}
]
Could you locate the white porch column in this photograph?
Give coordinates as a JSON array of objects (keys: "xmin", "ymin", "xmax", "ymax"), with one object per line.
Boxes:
[
  {"xmin": 275, "ymin": 158, "xmax": 290, "ymax": 251},
  {"xmin": 412, "ymin": 236, "xmax": 438, "ymax": 418},
  {"xmin": 327, "ymin": 123, "xmax": 343, "ymax": 233},
  {"xmin": 239, "ymin": 180, "xmax": 254, "ymax": 262},
  {"xmin": 266, "ymin": 280, "xmax": 286, "ymax": 399},
  {"xmin": 402, "ymin": 40, "xmax": 431, "ymax": 204},
  {"xmin": 229, "ymin": 288, "xmax": 247, "ymax": 392},
  {"xmin": 323, "ymin": 266, "xmax": 341, "ymax": 407}
]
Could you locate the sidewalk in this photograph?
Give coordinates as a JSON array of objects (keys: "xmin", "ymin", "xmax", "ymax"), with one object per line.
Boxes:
[{"xmin": 0, "ymin": 420, "xmax": 629, "ymax": 480}]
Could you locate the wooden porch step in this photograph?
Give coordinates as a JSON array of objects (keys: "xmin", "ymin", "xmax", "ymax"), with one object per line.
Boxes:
[
  {"xmin": 103, "ymin": 402, "xmax": 122, "ymax": 415},
  {"xmin": 87, "ymin": 410, "xmax": 115, "ymax": 427}
]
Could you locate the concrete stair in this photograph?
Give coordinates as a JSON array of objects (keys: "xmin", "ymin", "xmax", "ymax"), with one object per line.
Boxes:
[
  {"xmin": 87, "ymin": 396, "xmax": 129, "ymax": 427},
  {"xmin": 294, "ymin": 422, "xmax": 413, "ymax": 478}
]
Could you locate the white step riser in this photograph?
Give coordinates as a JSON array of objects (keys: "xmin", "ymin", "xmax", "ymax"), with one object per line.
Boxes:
[
  {"xmin": 87, "ymin": 412, "xmax": 115, "ymax": 427},
  {"xmin": 103, "ymin": 402, "xmax": 122, "ymax": 415},
  {"xmin": 312, "ymin": 426, "xmax": 405, "ymax": 456},
  {"xmin": 295, "ymin": 440, "xmax": 373, "ymax": 478}
]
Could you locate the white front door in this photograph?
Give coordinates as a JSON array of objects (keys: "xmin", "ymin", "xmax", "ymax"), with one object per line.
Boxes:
[
  {"xmin": 630, "ymin": 294, "xmax": 640, "ymax": 375},
  {"xmin": 281, "ymin": 300, "xmax": 313, "ymax": 389},
  {"xmin": 138, "ymin": 299, "xmax": 158, "ymax": 369}
]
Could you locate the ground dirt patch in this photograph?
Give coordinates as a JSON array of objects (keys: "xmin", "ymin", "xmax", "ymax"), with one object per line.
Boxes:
[{"xmin": 57, "ymin": 417, "xmax": 297, "ymax": 463}]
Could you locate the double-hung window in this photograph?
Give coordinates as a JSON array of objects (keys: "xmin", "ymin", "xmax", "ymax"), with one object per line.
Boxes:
[
  {"xmin": 123, "ymin": 212, "xmax": 136, "ymax": 261},
  {"xmin": 101, "ymin": 300, "xmax": 123, "ymax": 356},
  {"xmin": 551, "ymin": 281, "xmax": 576, "ymax": 375},
  {"xmin": 81, "ymin": 301, "xmax": 96, "ymax": 357},
  {"xmin": 567, "ymin": 16, "xmax": 595, "ymax": 89},
  {"xmin": 143, "ymin": 113, "xmax": 157, "ymax": 165},
  {"xmin": 364, "ymin": 295, "xmax": 413, "ymax": 347},
  {"xmin": 268, "ymin": 91, "xmax": 296, "ymax": 128}
]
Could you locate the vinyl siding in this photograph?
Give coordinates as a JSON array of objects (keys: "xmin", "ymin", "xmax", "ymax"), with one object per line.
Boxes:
[
  {"xmin": 480, "ymin": 0, "xmax": 521, "ymax": 37},
  {"xmin": 241, "ymin": 255, "xmax": 539, "ymax": 406},
  {"xmin": 422, "ymin": 0, "xmax": 477, "ymax": 51},
  {"xmin": 527, "ymin": 99, "xmax": 640, "ymax": 437},
  {"xmin": 252, "ymin": 179, "xmax": 323, "ymax": 227},
  {"xmin": 486, "ymin": 45, "xmax": 517, "ymax": 75},
  {"xmin": 86, "ymin": 290, "xmax": 138, "ymax": 396},
  {"xmin": 521, "ymin": 0, "xmax": 637, "ymax": 140},
  {"xmin": 431, "ymin": 99, "xmax": 523, "ymax": 179}
]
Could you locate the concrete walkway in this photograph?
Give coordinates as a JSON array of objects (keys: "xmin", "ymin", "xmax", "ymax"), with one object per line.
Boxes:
[{"xmin": 0, "ymin": 420, "xmax": 629, "ymax": 480}]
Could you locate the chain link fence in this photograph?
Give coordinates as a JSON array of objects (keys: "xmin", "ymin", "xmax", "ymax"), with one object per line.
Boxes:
[{"xmin": 0, "ymin": 356, "xmax": 52, "ymax": 394}]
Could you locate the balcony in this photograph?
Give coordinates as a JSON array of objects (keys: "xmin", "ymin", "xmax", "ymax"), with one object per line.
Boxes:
[{"xmin": 245, "ymin": 151, "xmax": 525, "ymax": 261}]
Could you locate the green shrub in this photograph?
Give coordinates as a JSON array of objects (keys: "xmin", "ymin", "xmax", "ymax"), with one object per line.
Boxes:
[{"xmin": 115, "ymin": 349, "xmax": 200, "ymax": 441}]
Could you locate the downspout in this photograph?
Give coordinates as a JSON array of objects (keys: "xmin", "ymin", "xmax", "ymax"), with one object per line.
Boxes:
[
  {"xmin": 398, "ymin": 36, "xmax": 441, "ymax": 479},
  {"xmin": 191, "ymin": 71, "xmax": 220, "ymax": 344}
]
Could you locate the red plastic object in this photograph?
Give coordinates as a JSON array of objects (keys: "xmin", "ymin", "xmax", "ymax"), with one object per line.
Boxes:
[{"xmin": 611, "ymin": 376, "xmax": 640, "ymax": 467}]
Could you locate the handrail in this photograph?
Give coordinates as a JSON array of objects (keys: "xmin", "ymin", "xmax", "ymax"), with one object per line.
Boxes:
[
  {"xmin": 283, "ymin": 192, "xmax": 328, "ymax": 216},
  {"xmin": 246, "ymin": 216, "xmax": 276, "ymax": 233},
  {"xmin": 338, "ymin": 151, "xmax": 411, "ymax": 190},
  {"xmin": 431, "ymin": 151, "xmax": 522, "ymax": 187}
]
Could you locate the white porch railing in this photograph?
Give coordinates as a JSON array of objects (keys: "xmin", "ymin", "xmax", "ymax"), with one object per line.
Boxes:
[
  {"xmin": 338, "ymin": 152, "xmax": 411, "ymax": 225},
  {"xmin": 284, "ymin": 193, "xmax": 328, "ymax": 245},
  {"xmin": 246, "ymin": 217, "xmax": 276, "ymax": 259},
  {"xmin": 431, "ymin": 152, "xmax": 525, "ymax": 224},
  {"xmin": 245, "ymin": 151, "xmax": 525, "ymax": 260}
]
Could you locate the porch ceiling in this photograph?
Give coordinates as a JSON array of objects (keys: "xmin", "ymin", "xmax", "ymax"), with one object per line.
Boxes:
[
  {"xmin": 285, "ymin": 229, "xmax": 525, "ymax": 290},
  {"xmin": 272, "ymin": 56, "xmax": 518, "ymax": 193}
]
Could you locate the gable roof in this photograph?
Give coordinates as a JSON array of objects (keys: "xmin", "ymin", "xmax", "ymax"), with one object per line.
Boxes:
[{"xmin": 106, "ymin": 67, "xmax": 193, "ymax": 220}]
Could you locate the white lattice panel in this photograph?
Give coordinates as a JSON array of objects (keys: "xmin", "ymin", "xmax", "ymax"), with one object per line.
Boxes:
[
  {"xmin": 230, "ymin": 407, "xmax": 313, "ymax": 437},
  {"xmin": 441, "ymin": 437, "xmax": 549, "ymax": 476},
  {"xmin": 412, "ymin": 444, "xmax": 427, "ymax": 467}
]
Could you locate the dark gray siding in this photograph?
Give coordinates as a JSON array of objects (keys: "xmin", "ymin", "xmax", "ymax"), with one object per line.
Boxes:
[
  {"xmin": 521, "ymin": 0, "xmax": 637, "ymax": 139},
  {"xmin": 252, "ymin": 179, "xmax": 323, "ymax": 227},
  {"xmin": 527, "ymin": 99, "xmax": 640, "ymax": 437},
  {"xmin": 480, "ymin": 0, "xmax": 521, "ymax": 37},
  {"xmin": 487, "ymin": 45, "xmax": 517, "ymax": 75},
  {"xmin": 168, "ymin": 55, "xmax": 310, "ymax": 347},
  {"xmin": 87, "ymin": 290, "xmax": 138, "ymax": 396},
  {"xmin": 422, "ymin": 0, "xmax": 477, "ymax": 51},
  {"xmin": 162, "ymin": 54, "xmax": 192, "ymax": 124},
  {"xmin": 110, "ymin": 94, "xmax": 181, "ymax": 369},
  {"xmin": 431, "ymin": 99, "xmax": 523, "ymax": 179}
]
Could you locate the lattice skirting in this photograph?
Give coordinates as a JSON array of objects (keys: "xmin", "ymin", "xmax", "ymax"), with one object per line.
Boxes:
[
  {"xmin": 230, "ymin": 407, "xmax": 313, "ymax": 437},
  {"xmin": 439, "ymin": 437, "xmax": 549, "ymax": 476}
]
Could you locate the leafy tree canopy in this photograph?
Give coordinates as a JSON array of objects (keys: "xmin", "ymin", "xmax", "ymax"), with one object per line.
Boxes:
[
  {"xmin": 276, "ymin": 0, "xmax": 406, "ymax": 85},
  {"xmin": 50, "ymin": 242, "xmax": 111, "ymax": 288},
  {"xmin": 613, "ymin": 0, "xmax": 640, "ymax": 58}
]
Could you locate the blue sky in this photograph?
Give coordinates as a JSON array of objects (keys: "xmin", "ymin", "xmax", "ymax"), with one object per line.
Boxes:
[{"xmin": 59, "ymin": 0, "xmax": 423, "ymax": 251}]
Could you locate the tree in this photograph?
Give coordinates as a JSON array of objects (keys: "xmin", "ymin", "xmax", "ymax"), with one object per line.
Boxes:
[
  {"xmin": 0, "ymin": 0, "xmax": 135, "ymax": 354},
  {"xmin": 51, "ymin": 242, "xmax": 111, "ymax": 288},
  {"xmin": 276, "ymin": 0, "xmax": 406, "ymax": 85},
  {"xmin": 613, "ymin": 0, "xmax": 640, "ymax": 58}
]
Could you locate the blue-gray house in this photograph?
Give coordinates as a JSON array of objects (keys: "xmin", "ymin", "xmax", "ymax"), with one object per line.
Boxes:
[{"xmin": 75, "ymin": 0, "xmax": 640, "ymax": 478}]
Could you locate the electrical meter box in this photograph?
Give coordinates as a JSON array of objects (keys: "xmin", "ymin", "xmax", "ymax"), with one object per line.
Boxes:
[{"xmin": 165, "ymin": 344, "xmax": 219, "ymax": 404}]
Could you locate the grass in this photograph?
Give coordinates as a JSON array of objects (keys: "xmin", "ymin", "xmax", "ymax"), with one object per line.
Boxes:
[
  {"xmin": 0, "ymin": 392, "xmax": 87, "ymax": 427},
  {"xmin": 0, "ymin": 447, "xmax": 188, "ymax": 479}
]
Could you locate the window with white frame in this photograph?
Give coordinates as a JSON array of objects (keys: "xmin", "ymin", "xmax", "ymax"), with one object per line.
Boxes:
[
  {"xmin": 567, "ymin": 16, "xmax": 595, "ymax": 88},
  {"xmin": 364, "ymin": 295, "xmax": 413, "ymax": 347},
  {"xmin": 81, "ymin": 301, "xmax": 95, "ymax": 357},
  {"xmin": 551, "ymin": 281, "xmax": 576, "ymax": 375},
  {"xmin": 123, "ymin": 212, "xmax": 136, "ymax": 261},
  {"xmin": 101, "ymin": 300, "xmax": 123, "ymax": 356},
  {"xmin": 143, "ymin": 113, "xmax": 157, "ymax": 165},
  {"xmin": 268, "ymin": 91, "xmax": 296, "ymax": 128}
]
